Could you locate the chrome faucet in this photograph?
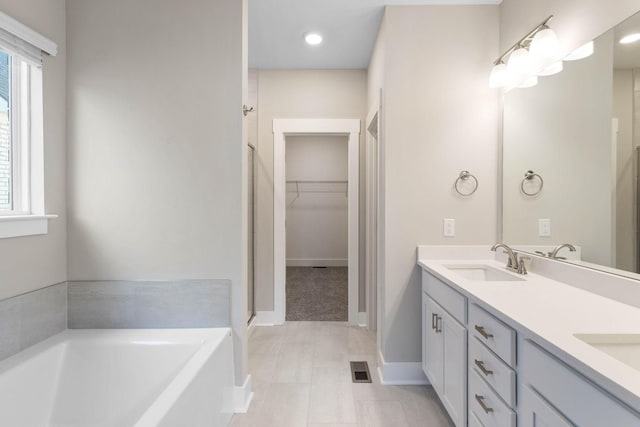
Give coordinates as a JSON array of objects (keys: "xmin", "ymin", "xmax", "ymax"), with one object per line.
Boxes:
[
  {"xmin": 549, "ymin": 243, "xmax": 576, "ymax": 259},
  {"xmin": 491, "ymin": 243, "xmax": 528, "ymax": 275}
]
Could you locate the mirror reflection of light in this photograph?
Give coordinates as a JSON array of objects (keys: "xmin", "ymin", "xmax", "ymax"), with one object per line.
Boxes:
[
  {"xmin": 619, "ymin": 33, "xmax": 640, "ymax": 44},
  {"xmin": 564, "ymin": 41, "xmax": 594, "ymax": 61}
]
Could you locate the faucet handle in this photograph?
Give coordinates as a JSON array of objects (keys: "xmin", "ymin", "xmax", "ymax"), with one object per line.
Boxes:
[{"xmin": 517, "ymin": 255, "xmax": 530, "ymax": 275}]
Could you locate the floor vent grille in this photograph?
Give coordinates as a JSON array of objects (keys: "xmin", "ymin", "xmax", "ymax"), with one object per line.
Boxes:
[{"xmin": 350, "ymin": 361, "xmax": 372, "ymax": 383}]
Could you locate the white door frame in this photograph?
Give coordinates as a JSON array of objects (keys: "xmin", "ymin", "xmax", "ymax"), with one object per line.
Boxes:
[
  {"xmin": 365, "ymin": 100, "xmax": 380, "ymax": 331},
  {"xmin": 273, "ymin": 118, "xmax": 360, "ymax": 325}
]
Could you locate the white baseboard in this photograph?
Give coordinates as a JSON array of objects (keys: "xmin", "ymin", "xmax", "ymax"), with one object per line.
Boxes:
[
  {"xmin": 357, "ymin": 311, "xmax": 367, "ymax": 327},
  {"xmin": 234, "ymin": 375, "xmax": 254, "ymax": 413},
  {"xmin": 286, "ymin": 258, "xmax": 348, "ymax": 267},
  {"xmin": 377, "ymin": 350, "xmax": 429, "ymax": 385},
  {"xmin": 255, "ymin": 310, "xmax": 284, "ymax": 326}
]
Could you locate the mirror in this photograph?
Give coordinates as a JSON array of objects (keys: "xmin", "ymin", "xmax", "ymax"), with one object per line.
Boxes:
[{"xmin": 502, "ymin": 10, "xmax": 640, "ymax": 278}]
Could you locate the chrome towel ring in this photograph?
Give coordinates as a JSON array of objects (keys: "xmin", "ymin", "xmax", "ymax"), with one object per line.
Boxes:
[
  {"xmin": 521, "ymin": 170, "xmax": 543, "ymax": 196},
  {"xmin": 454, "ymin": 171, "xmax": 478, "ymax": 196}
]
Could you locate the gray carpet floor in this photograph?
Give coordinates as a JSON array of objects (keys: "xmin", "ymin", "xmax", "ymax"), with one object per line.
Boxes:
[{"xmin": 286, "ymin": 267, "xmax": 348, "ymax": 321}]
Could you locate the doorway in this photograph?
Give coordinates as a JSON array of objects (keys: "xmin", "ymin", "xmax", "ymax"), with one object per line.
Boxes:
[
  {"xmin": 285, "ymin": 135, "xmax": 349, "ymax": 321},
  {"xmin": 273, "ymin": 119, "xmax": 360, "ymax": 325}
]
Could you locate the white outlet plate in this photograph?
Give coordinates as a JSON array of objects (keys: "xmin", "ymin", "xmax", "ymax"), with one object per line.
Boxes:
[
  {"xmin": 443, "ymin": 218, "xmax": 455, "ymax": 237},
  {"xmin": 538, "ymin": 218, "xmax": 551, "ymax": 237}
]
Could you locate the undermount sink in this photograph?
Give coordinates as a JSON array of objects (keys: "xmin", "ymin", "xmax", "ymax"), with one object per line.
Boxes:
[
  {"xmin": 443, "ymin": 264, "xmax": 526, "ymax": 282},
  {"xmin": 574, "ymin": 334, "xmax": 640, "ymax": 372}
]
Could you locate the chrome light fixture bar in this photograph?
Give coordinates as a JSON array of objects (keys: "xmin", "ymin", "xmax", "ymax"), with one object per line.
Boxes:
[{"xmin": 490, "ymin": 15, "xmax": 561, "ymax": 89}]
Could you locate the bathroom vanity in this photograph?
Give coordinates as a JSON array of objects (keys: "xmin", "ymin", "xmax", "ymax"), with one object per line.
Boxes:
[{"xmin": 418, "ymin": 246, "xmax": 640, "ymax": 427}]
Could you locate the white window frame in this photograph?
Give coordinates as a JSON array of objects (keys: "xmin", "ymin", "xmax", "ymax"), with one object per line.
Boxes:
[{"xmin": 0, "ymin": 11, "xmax": 57, "ymax": 239}]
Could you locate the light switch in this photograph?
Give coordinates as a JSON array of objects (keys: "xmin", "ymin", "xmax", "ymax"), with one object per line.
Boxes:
[
  {"xmin": 443, "ymin": 218, "xmax": 455, "ymax": 237},
  {"xmin": 538, "ymin": 218, "xmax": 551, "ymax": 237}
]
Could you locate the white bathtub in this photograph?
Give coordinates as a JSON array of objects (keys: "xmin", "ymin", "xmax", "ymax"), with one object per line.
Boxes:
[{"xmin": 0, "ymin": 328, "xmax": 234, "ymax": 427}]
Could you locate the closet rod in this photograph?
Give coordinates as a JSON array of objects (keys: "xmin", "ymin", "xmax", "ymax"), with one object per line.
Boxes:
[{"xmin": 286, "ymin": 180, "xmax": 347, "ymax": 183}]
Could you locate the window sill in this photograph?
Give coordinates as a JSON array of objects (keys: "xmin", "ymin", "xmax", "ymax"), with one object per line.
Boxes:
[{"xmin": 0, "ymin": 214, "xmax": 58, "ymax": 239}]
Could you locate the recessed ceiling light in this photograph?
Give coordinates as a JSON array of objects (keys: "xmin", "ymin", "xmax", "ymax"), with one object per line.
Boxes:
[
  {"xmin": 304, "ymin": 33, "xmax": 322, "ymax": 45},
  {"xmin": 620, "ymin": 33, "xmax": 640, "ymax": 44}
]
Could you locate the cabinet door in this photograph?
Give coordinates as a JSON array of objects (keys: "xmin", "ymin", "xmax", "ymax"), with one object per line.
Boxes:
[
  {"xmin": 423, "ymin": 294, "xmax": 443, "ymax": 394},
  {"xmin": 441, "ymin": 308, "xmax": 467, "ymax": 427},
  {"xmin": 520, "ymin": 385, "xmax": 574, "ymax": 427}
]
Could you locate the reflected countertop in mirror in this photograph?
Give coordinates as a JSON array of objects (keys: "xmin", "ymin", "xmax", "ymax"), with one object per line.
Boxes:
[{"xmin": 502, "ymin": 9, "xmax": 640, "ymax": 280}]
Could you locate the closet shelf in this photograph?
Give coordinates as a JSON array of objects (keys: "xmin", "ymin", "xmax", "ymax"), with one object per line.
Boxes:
[{"xmin": 286, "ymin": 180, "xmax": 348, "ymax": 204}]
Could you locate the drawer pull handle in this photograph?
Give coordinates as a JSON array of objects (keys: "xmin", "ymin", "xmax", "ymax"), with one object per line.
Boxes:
[
  {"xmin": 475, "ymin": 394, "xmax": 494, "ymax": 414},
  {"xmin": 474, "ymin": 359, "xmax": 493, "ymax": 376},
  {"xmin": 475, "ymin": 325, "xmax": 494, "ymax": 339},
  {"xmin": 435, "ymin": 315, "xmax": 442, "ymax": 333},
  {"xmin": 432, "ymin": 313, "xmax": 437, "ymax": 330}
]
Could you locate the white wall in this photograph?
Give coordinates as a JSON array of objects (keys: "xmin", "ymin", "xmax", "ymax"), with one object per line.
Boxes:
[
  {"xmin": 613, "ymin": 69, "xmax": 635, "ymax": 271},
  {"xmin": 0, "ymin": 0, "xmax": 67, "ymax": 300},
  {"xmin": 503, "ymin": 33, "xmax": 614, "ymax": 266},
  {"xmin": 254, "ymin": 70, "xmax": 367, "ymax": 311},
  {"xmin": 369, "ymin": 5, "xmax": 500, "ymax": 363},
  {"xmin": 286, "ymin": 135, "xmax": 348, "ymax": 266},
  {"xmin": 66, "ymin": 0, "xmax": 248, "ymax": 385}
]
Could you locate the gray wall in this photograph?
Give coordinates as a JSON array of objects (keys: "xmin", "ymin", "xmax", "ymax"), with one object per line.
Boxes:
[
  {"xmin": 254, "ymin": 70, "xmax": 367, "ymax": 312},
  {"xmin": 369, "ymin": 5, "xmax": 500, "ymax": 363},
  {"xmin": 65, "ymin": 0, "xmax": 247, "ymax": 384},
  {"xmin": 0, "ymin": 0, "xmax": 67, "ymax": 301},
  {"xmin": 613, "ymin": 69, "xmax": 635, "ymax": 271}
]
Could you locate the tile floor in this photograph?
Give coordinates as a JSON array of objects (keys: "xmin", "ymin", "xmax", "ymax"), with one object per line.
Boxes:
[{"xmin": 230, "ymin": 321, "xmax": 454, "ymax": 427}]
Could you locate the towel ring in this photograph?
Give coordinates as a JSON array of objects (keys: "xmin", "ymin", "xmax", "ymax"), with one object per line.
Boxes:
[
  {"xmin": 521, "ymin": 170, "xmax": 543, "ymax": 196},
  {"xmin": 454, "ymin": 171, "xmax": 478, "ymax": 196}
]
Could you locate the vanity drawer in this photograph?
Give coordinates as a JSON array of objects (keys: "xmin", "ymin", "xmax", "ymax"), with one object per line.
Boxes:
[
  {"xmin": 469, "ymin": 369, "xmax": 516, "ymax": 427},
  {"xmin": 469, "ymin": 336, "xmax": 516, "ymax": 408},
  {"xmin": 469, "ymin": 304, "xmax": 516, "ymax": 367},
  {"xmin": 422, "ymin": 270, "xmax": 466, "ymax": 323},
  {"xmin": 521, "ymin": 340, "xmax": 640, "ymax": 426}
]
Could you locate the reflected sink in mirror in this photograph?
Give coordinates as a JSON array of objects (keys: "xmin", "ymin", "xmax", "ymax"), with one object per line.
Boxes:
[
  {"xmin": 443, "ymin": 264, "xmax": 526, "ymax": 282},
  {"xmin": 574, "ymin": 334, "xmax": 640, "ymax": 372}
]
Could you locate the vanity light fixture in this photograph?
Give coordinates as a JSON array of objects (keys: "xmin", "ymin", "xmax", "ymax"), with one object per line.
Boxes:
[
  {"xmin": 489, "ymin": 15, "xmax": 562, "ymax": 88},
  {"xmin": 564, "ymin": 41, "xmax": 593, "ymax": 61},
  {"xmin": 620, "ymin": 33, "xmax": 640, "ymax": 44},
  {"xmin": 304, "ymin": 32, "xmax": 323, "ymax": 45}
]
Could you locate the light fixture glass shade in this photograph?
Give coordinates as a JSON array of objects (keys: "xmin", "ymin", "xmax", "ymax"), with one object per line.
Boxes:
[
  {"xmin": 517, "ymin": 75, "xmax": 538, "ymax": 88},
  {"xmin": 304, "ymin": 33, "xmax": 323, "ymax": 45},
  {"xmin": 564, "ymin": 41, "xmax": 594, "ymax": 61},
  {"xmin": 507, "ymin": 47, "xmax": 533, "ymax": 85},
  {"xmin": 538, "ymin": 60, "xmax": 563, "ymax": 76},
  {"xmin": 529, "ymin": 27, "xmax": 561, "ymax": 70},
  {"xmin": 489, "ymin": 63, "xmax": 508, "ymax": 88},
  {"xmin": 620, "ymin": 33, "xmax": 640, "ymax": 44}
]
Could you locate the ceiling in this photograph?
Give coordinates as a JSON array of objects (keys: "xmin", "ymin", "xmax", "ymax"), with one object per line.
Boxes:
[{"xmin": 248, "ymin": 0, "xmax": 502, "ymax": 70}]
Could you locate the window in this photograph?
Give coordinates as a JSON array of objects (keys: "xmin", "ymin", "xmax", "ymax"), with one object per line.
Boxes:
[
  {"xmin": 0, "ymin": 10, "xmax": 57, "ymax": 238},
  {"xmin": 0, "ymin": 50, "xmax": 32, "ymax": 215}
]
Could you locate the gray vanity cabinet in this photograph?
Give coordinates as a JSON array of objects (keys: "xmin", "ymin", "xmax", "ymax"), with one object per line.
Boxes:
[{"xmin": 422, "ymin": 271, "xmax": 467, "ymax": 427}]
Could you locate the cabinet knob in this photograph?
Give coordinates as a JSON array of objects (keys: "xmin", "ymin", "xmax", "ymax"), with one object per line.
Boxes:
[
  {"xmin": 431, "ymin": 313, "xmax": 437, "ymax": 330},
  {"xmin": 474, "ymin": 359, "xmax": 494, "ymax": 376},
  {"xmin": 474, "ymin": 325, "xmax": 494, "ymax": 339},
  {"xmin": 475, "ymin": 394, "xmax": 494, "ymax": 414}
]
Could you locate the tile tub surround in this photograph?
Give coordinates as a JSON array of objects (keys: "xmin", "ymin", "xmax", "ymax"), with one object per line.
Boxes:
[
  {"xmin": 0, "ymin": 282, "xmax": 67, "ymax": 362},
  {"xmin": 68, "ymin": 279, "xmax": 231, "ymax": 329}
]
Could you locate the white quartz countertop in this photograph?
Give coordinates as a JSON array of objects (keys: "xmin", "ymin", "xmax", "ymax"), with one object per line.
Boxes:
[{"xmin": 418, "ymin": 255, "xmax": 640, "ymax": 410}]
